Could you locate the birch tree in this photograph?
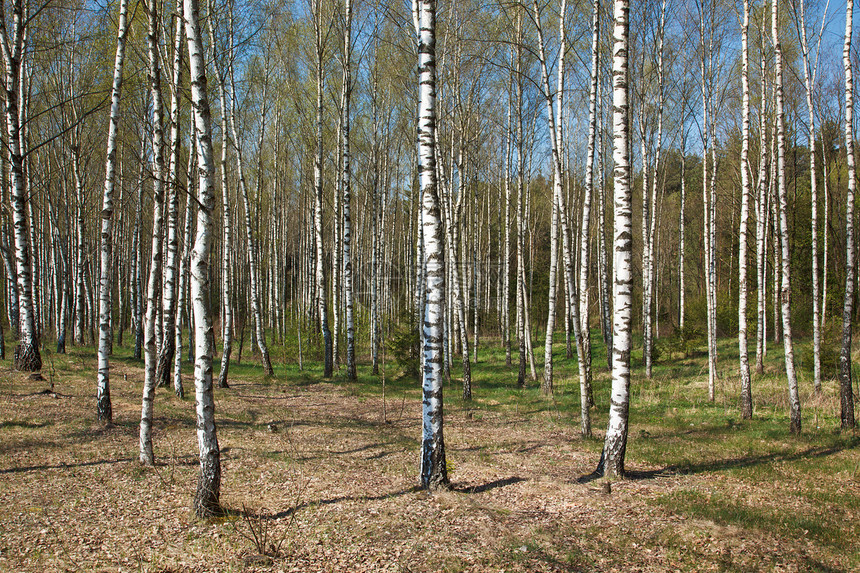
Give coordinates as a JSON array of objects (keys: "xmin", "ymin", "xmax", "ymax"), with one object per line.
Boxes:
[
  {"xmin": 738, "ymin": 0, "xmax": 752, "ymax": 420},
  {"xmin": 793, "ymin": 0, "xmax": 828, "ymax": 396},
  {"xmin": 96, "ymin": 0, "xmax": 131, "ymax": 422},
  {"xmin": 772, "ymin": 0, "xmax": 801, "ymax": 434},
  {"xmin": 578, "ymin": 0, "xmax": 600, "ymax": 437},
  {"xmin": 599, "ymin": 0, "xmax": 631, "ymax": 479},
  {"xmin": 416, "ymin": 0, "xmax": 448, "ymax": 490},
  {"xmin": 156, "ymin": 6, "xmax": 187, "ymax": 387},
  {"xmin": 313, "ymin": 0, "xmax": 333, "ymax": 378},
  {"xmin": 839, "ymin": 0, "xmax": 856, "ymax": 430},
  {"xmin": 209, "ymin": 5, "xmax": 233, "ymax": 389},
  {"xmin": 1, "ymin": 0, "xmax": 41, "ymax": 372},
  {"xmin": 341, "ymin": 0, "xmax": 356, "ymax": 381},
  {"xmin": 185, "ymin": 0, "xmax": 222, "ymax": 516},
  {"xmin": 140, "ymin": 0, "xmax": 168, "ymax": 466}
]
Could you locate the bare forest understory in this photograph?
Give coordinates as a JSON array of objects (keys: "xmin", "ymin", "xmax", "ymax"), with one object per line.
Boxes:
[{"xmin": 0, "ymin": 338, "xmax": 858, "ymax": 573}]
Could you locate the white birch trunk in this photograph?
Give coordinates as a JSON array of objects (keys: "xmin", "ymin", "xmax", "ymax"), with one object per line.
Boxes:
[
  {"xmin": 773, "ymin": 0, "xmax": 801, "ymax": 433},
  {"xmin": 839, "ymin": 0, "xmax": 856, "ymax": 430},
  {"xmin": 739, "ymin": 0, "xmax": 753, "ymax": 419},
  {"xmin": 208, "ymin": 14, "xmax": 232, "ymax": 389},
  {"xmin": 139, "ymin": 0, "xmax": 167, "ymax": 465},
  {"xmin": 96, "ymin": 0, "xmax": 130, "ymax": 421},
  {"xmin": 1, "ymin": 0, "xmax": 40, "ymax": 372},
  {"xmin": 601, "ymin": 0, "xmax": 631, "ymax": 479},
  {"xmin": 225, "ymin": 24, "xmax": 272, "ymax": 376},
  {"xmin": 157, "ymin": 7, "xmax": 185, "ymax": 388},
  {"xmin": 174, "ymin": 141, "xmax": 195, "ymax": 398},
  {"xmin": 700, "ymin": 3, "xmax": 717, "ymax": 401},
  {"xmin": 185, "ymin": 0, "xmax": 221, "ymax": 516},
  {"xmin": 342, "ymin": 0, "xmax": 356, "ymax": 381},
  {"xmin": 313, "ymin": 0, "xmax": 333, "ymax": 378},
  {"xmin": 798, "ymin": 0, "xmax": 825, "ymax": 395},
  {"xmin": 755, "ymin": 57, "xmax": 768, "ymax": 374},
  {"xmin": 416, "ymin": 0, "xmax": 447, "ymax": 490},
  {"xmin": 578, "ymin": 0, "xmax": 599, "ymax": 438}
]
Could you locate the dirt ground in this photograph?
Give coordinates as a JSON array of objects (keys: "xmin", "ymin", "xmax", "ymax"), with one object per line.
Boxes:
[{"xmin": 0, "ymin": 358, "xmax": 855, "ymax": 572}]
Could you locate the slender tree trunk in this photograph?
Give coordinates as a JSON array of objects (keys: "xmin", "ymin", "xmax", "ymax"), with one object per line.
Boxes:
[
  {"xmin": 773, "ymin": 0, "xmax": 801, "ymax": 434},
  {"xmin": 209, "ymin": 13, "xmax": 232, "ymax": 389},
  {"xmin": 755, "ymin": 57, "xmax": 768, "ymax": 374},
  {"xmin": 342, "ymin": 0, "xmax": 356, "ymax": 381},
  {"xmin": 532, "ymin": 0, "xmax": 566, "ymax": 396},
  {"xmin": 174, "ymin": 138, "xmax": 195, "ymax": 398},
  {"xmin": 739, "ymin": 0, "xmax": 753, "ymax": 419},
  {"xmin": 515, "ymin": 14, "xmax": 527, "ymax": 388},
  {"xmin": 839, "ymin": 0, "xmax": 856, "ymax": 430},
  {"xmin": 700, "ymin": 3, "xmax": 717, "ymax": 401},
  {"xmin": 599, "ymin": 0, "xmax": 631, "ymax": 479},
  {"xmin": 156, "ymin": 7, "xmax": 185, "ymax": 387},
  {"xmin": 798, "ymin": 0, "xmax": 824, "ymax": 395},
  {"xmin": 96, "ymin": 0, "xmax": 130, "ymax": 421},
  {"xmin": 578, "ymin": 0, "xmax": 600, "ymax": 438},
  {"xmin": 1, "ymin": 0, "xmax": 40, "ymax": 372},
  {"xmin": 139, "ymin": 0, "xmax": 167, "ymax": 465},
  {"xmin": 679, "ymin": 127, "xmax": 686, "ymax": 333},
  {"xmin": 416, "ymin": 0, "xmax": 448, "ymax": 490},
  {"xmin": 503, "ymin": 75, "xmax": 513, "ymax": 368},
  {"xmin": 225, "ymin": 23, "xmax": 272, "ymax": 376},
  {"xmin": 186, "ymin": 0, "xmax": 222, "ymax": 516},
  {"xmin": 133, "ymin": 147, "xmax": 144, "ymax": 360},
  {"xmin": 598, "ymin": 98, "xmax": 612, "ymax": 369},
  {"xmin": 313, "ymin": 0, "xmax": 333, "ymax": 378}
]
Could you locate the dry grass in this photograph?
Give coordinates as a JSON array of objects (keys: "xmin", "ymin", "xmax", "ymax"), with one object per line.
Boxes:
[{"xmin": 0, "ymin": 342, "xmax": 857, "ymax": 572}]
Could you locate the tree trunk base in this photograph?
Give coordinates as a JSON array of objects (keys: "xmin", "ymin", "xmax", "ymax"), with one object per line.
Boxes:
[{"xmin": 14, "ymin": 342, "xmax": 41, "ymax": 372}]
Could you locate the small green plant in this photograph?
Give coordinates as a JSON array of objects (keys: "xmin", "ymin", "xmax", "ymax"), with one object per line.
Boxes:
[
  {"xmin": 387, "ymin": 308, "xmax": 420, "ymax": 378},
  {"xmin": 660, "ymin": 324, "xmax": 704, "ymax": 359}
]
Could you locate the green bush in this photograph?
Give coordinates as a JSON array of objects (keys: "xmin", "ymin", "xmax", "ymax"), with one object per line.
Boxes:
[
  {"xmin": 387, "ymin": 308, "xmax": 420, "ymax": 379},
  {"xmin": 659, "ymin": 323, "xmax": 705, "ymax": 359}
]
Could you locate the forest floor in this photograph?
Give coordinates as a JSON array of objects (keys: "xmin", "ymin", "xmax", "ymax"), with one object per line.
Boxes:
[{"xmin": 0, "ymin": 335, "xmax": 858, "ymax": 572}]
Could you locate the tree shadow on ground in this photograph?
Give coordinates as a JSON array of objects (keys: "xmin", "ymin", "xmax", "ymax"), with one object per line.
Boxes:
[
  {"xmin": 265, "ymin": 476, "xmax": 527, "ymax": 520},
  {"xmin": 453, "ymin": 476, "xmax": 526, "ymax": 493},
  {"xmin": 0, "ymin": 457, "xmax": 134, "ymax": 474},
  {"xmin": 577, "ymin": 440, "xmax": 858, "ymax": 483}
]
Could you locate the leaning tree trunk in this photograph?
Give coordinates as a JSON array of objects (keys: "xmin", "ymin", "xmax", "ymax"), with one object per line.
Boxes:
[
  {"xmin": 800, "ymin": 0, "xmax": 824, "ymax": 395},
  {"xmin": 225, "ymin": 19, "xmax": 272, "ymax": 377},
  {"xmin": 534, "ymin": 0, "xmax": 585, "ymax": 399},
  {"xmin": 738, "ymin": 0, "xmax": 753, "ymax": 420},
  {"xmin": 416, "ymin": 0, "xmax": 448, "ymax": 491},
  {"xmin": 773, "ymin": 0, "xmax": 801, "ymax": 434},
  {"xmin": 96, "ymin": 0, "xmax": 130, "ymax": 422},
  {"xmin": 532, "ymin": 0, "xmax": 566, "ymax": 397},
  {"xmin": 186, "ymin": 0, "xmax": 221, "ymax": 517},
  {"xmin": 578, "ymin": 0, "xmax": 600, "ymax": 438},
  {"xmin": 599, "ymin": 0, "xmax": 631, "ymax": 479},
  {"xmin": 1, "ymin": 0, "xmax": 40, "ymax": 372},
  {"xmin": 139, "ymin": 0, "xmax": 167, "ymax": 466},
  {"xmin": 839, "ymin": 0, "xmax": 856, "ymax": 430}
]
